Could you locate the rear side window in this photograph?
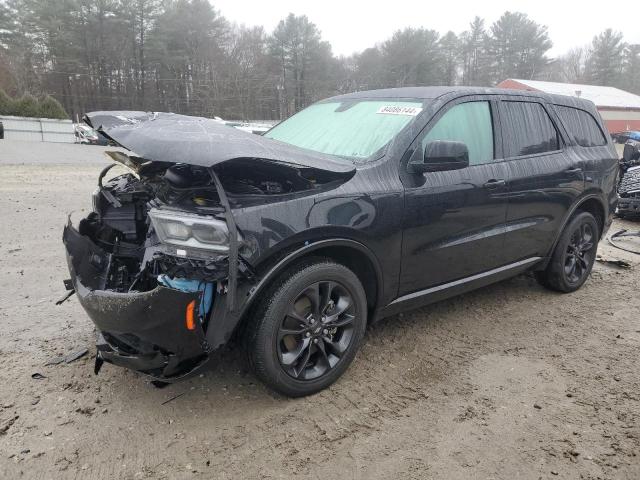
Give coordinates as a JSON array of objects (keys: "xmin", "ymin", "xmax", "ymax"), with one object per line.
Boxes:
[
  {"xmin": 500, "ymin": 101, "xmax": 560, "ymax": 157},
  {"xmin": 554, "ymin": 105, "xmax": 607, "ymax": 147}
]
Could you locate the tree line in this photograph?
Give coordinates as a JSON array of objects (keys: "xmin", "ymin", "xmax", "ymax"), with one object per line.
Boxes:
[
  {"xmin": 0, "ymin": 0, "xmax": 638, "ymax": 121},
  {"xmin": 0, "ymin": 89, "xmax": 68, "ymax": 118}
]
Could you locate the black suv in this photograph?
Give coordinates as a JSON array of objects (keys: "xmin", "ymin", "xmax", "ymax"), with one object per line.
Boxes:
[{"xmin": 63, "ymin": 87, "xmax": 618, "ymax": 396}]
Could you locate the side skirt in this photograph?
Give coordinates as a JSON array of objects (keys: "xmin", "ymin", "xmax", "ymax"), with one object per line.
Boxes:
[{"xmin": 374, "ymin": 257, "xmax": 543, "ymax": 321}]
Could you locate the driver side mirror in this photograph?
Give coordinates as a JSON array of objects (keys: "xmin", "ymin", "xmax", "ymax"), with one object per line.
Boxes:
[{"xmin": 408, "ymin": 140, "xmax": 470, "ymax": 174}]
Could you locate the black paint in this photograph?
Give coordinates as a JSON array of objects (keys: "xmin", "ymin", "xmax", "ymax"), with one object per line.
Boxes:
[{"xmin": 64, "ymin": 87, "xmax": 619, "ymax": 382}]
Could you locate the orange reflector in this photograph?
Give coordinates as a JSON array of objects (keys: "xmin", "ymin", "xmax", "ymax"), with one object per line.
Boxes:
[{"xmin": 185, "ymin": 300, "xmax": 197, "ymax": 331}]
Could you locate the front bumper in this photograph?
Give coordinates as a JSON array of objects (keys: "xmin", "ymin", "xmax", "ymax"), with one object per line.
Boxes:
[
  {"xmin": 617, "ymin": 195, "xmax": 640, "ymax": 218},
  {"xmin": 63, "ymin": 224, "xmax": 212, "ymax": 380}
]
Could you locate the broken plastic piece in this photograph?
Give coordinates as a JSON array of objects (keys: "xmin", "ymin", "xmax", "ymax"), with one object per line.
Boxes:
[
  {"xmin": 65, "ymin": 348, "xmax": 89, "ymax": 364},
  {"xmin": 55, "ymin": 289, "xmax": 75, "ymax": 305},
  {"xmin": 94, "ymin": 354, "xmax": 104, "ymax": 375},
  {"xmin": 161, "ymin": 392, "xmax": 187, "ymax": 405}
]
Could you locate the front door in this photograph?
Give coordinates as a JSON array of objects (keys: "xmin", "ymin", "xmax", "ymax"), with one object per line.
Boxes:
[{"xmin": 399, "ymin": 98, "xmax": 510, "ymax": 297}]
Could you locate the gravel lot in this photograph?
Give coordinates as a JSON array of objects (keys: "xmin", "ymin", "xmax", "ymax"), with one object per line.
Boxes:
[{"xmin": 1, "ymin": 141, "xmax": 639, "ymax": 479}]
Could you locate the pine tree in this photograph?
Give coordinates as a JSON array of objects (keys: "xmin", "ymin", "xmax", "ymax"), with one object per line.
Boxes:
[
  {"xmin": 0, "ymin": 89, "xmax": 13, "ymax": 115},
  {"xmin": 38, "ymin": 94, "xmax": 68, "ymax": 119},
  {"xmin": 585, "ymin": 29, "xmax": 626, "ymax": 86},
  {"xmin": 12, "ymin": 93, "xmax": 39, "ymax": 117},
  {"xmin": 488, "ymin": 12, "xmax": 552, "ymax": 81}
]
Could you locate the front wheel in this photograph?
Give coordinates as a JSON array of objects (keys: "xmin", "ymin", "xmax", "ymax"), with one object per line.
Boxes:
[
  {"xmin": 535, "ymin": 211, "xmax": 599, "ymax": 293},
  {"xmin": 246, "ymin": 260, "xmax": 367, "ymax": 397}
]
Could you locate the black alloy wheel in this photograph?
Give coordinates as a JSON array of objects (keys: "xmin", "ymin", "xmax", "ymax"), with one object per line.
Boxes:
[
  {"xmin": 277, "ymin": 281, "xmax": 356, "ymax": 381},
  {"xmin": 564, "ymin": 222, "xmax": 595, "ymax": 284},
  {"xmin": 535, "ymin": 211, "xmax": 599, "ymax": 293},
  {"xmin": 246, "ymin": 260, "xmax": 367, "ymax": 397}
]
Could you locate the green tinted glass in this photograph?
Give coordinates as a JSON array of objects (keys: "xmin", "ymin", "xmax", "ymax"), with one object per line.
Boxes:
[
  {"xmin": 422, "ymin": 101, "xmax": 494, "ymax": 165},
  {"xmin": 264, "ymin": 100, "xmax": 423, "ymax": 159}
]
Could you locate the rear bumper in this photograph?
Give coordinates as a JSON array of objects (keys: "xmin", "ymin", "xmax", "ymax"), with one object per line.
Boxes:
[{"xmin": 63, "ymin": 224, "xmax": 212, "ymax": 380}]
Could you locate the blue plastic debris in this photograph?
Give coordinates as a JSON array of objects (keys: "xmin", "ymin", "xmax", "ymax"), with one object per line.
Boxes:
[{"xmin": 157, "ymin": 275, "xmax": 214, "ymax": 317}]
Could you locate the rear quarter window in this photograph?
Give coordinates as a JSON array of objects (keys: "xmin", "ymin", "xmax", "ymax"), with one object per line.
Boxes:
[{"xmin": 554, "ymin": 105, "xmax": 607, "ymax": 147}]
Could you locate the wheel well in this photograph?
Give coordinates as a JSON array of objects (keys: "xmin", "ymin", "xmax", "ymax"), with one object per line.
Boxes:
[
  {"xmin": 575, "ymin": 198, "xmax": 605, "ymax": 237},
  {"xmin": 296, "ymin": 245, "xmax": 380, "ymax": 316}
]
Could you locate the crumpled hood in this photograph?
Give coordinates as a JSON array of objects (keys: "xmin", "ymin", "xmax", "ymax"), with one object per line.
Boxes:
[{"xmin": 84, "ymin": 111, "xmax": 355, "ymax": 173}]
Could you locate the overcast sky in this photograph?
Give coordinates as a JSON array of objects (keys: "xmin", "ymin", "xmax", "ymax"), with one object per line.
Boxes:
[{"xmin": 213, "ymin": 0, "xmax": 639, "ymax": 57}]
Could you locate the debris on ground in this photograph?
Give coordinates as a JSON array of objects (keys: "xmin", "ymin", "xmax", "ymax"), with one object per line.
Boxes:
[
  {"xmin": 161, "ymin": 392, "xmax": 187, "ymax": 406},
  {"xmin": 63, "ymin": 348, "xmax": 88, "ymax": 364},
  {"xmin": 45, "ymin": 348, "xmax": 89, "ymax": 366},
  {"xmin": 596, "ymin": 255, "xmax": 632, "ymax": 269},
  {"xmin": 54, "ymin": 290, "xmax": 75, "ymax": 306}
]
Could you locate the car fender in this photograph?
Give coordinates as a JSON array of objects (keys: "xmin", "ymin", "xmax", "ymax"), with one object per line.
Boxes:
[
  {"xmin": 241, "ymin": 237, "xmax": 384, "ymax": 318},
  {"xmin": 539, "ymin": 192, "xmax": 607, "ymax": 268}
]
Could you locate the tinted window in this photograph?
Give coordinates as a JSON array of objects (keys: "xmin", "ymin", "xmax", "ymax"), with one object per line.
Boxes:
[
  {"xmin": 422, "ymin": 101, "xmax": 494, "ymax": 165},
  {"xmin": 554, "ymin": 105, "xmax": 607, "ymax": 147},
  {"xmin": 501, "ymin": 101, "xmax": 560, "ymax": 157}
]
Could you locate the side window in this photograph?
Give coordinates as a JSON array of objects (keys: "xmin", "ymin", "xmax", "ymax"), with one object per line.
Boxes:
[
  {"xmin": 422, "ymin": 101, "xmax": 494, "ymax": 166},
  {"xmin": 500, "ymin": 101, "xmax": 560, "ymax": 157},
  {"xmin": 554, "ymin": 105, "xmax": 607, "ymax": 147}
]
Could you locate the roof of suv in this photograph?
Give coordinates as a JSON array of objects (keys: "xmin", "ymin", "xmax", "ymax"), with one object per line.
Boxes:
[{"xmin": 329, "ymin": 86, "xmax": 596, "ymax": 109}]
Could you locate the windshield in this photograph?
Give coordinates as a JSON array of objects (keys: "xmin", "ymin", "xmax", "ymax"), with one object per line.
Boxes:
[{"xmin": 264, "ymin": 99, "xmax": 424, "ymax": 159}]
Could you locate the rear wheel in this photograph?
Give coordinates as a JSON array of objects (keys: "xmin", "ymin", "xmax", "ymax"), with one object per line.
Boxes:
[
  {"xmin": 535, "ymin": 211, "xmax": 599, "ymax": 293},
  {"xmin": 246, "ymin": 260, "xmax": 367, "ymax": 397}
]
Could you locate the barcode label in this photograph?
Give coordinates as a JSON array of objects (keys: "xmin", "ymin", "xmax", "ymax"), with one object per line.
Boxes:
[{"xmin": 376, "ymin": 106, "xmax": 422, "ymax": 116}]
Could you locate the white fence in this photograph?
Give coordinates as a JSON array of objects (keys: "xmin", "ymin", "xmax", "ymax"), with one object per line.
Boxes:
[{"xmin": 0, "ymin": 115, "xmax": 75, "ymax": 143}]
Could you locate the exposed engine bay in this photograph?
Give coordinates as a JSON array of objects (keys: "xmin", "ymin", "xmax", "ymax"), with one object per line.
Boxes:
[
  {"xmin": 62, "ymin": 153, "xmax": 352, "ymax": 380},
  {"xmin": 80, "ymin": 153, "xmax": 349, "ymax": 295}
]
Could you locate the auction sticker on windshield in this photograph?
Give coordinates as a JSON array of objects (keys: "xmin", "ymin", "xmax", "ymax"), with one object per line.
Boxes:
[{"xmin": 376, "ymin": 105, "xmax": 422, "ymax": 116}]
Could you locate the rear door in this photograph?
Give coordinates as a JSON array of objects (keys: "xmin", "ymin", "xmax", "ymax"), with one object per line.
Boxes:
[
  {"xmin": 498, "ymin": 99, "xmax": 584, "ymax": 262},
  {"xmin": 399, "ymin": 97, "xmax": 510, "ymax": 296}
]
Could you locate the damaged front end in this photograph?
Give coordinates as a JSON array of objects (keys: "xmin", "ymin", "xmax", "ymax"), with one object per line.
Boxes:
[
  {"xmin": 63, "ymin": 111, "xmax": 355, "ymax": 381},
  {"xmin": 63, "ymin": 160, "xmax": 233, "ymax": 379},
  {"xmin": 618, "ymin": 166, "xmax": 640, "ymax": 219}
]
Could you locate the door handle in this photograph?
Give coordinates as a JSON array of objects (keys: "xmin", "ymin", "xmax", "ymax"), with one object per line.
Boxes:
[
  {"xmin": 483, "ymin": 179, "xmax": 506, "ymax": 189},
  {"xmin": 565, "ymin": 167, "xmax": 583, "ymax": 174}
]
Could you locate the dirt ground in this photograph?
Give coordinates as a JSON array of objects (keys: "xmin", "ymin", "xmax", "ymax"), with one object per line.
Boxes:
[{"xmin": 1, "ymin": 142, "xmax": 639, "ymax": 479}]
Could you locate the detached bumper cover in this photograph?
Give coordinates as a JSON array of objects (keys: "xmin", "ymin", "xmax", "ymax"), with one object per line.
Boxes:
[
  {"xmin": 617, "ymin": 196, "xmax": 640, "ymax": 217},
  {"xmin": 63, "ymin": 224, "xmax": 210, "ymax": 380},
  {"xmin": 618, "ymin": 167, "xmax": 640, "ymax": 217}
]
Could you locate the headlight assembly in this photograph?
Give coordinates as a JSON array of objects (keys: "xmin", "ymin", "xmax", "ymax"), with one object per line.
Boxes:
[{"xmin": 148, "ymin": 209, "xmax": 231, "ymax": 252}]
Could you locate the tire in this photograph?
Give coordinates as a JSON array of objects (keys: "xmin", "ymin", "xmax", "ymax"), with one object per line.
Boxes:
[
  {"xmin": 535, "ymin": 211, "xmax": 599, "ymax": 293},
  {"xmin": 245, "ymin": 259, "xmax": 368, "ymax": 397}
]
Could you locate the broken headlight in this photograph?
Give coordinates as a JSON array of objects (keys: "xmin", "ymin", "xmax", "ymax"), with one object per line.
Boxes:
[{"xmin": 149, "ymin": 208, "xmax": 230, "ymax": 252}]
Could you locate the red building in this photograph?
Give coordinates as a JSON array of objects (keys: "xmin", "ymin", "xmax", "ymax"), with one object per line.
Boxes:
[{"xmin": 497, "ymin": 79, "xmax": 640, "ymax": 134}]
